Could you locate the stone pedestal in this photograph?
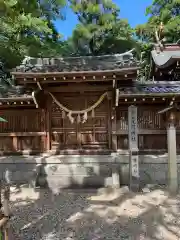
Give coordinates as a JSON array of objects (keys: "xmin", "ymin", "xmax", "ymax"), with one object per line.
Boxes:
[
  {"xmin": 112, "ymin": 164, "xmax": 120, "ymax": 188},
  {"xmin": 167, "ymin": 123, "xmax": 178, "ymax": 193},
  {"xmin": 129, "ymin": 151, "xmax": 139, "ymax": 191}
]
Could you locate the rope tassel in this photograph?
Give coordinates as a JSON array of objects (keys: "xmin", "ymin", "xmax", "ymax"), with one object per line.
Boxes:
[
  {"xmin": 82, "ymin": 112, "xmax": 88, "ymax": 123},
  {"xmin": 77, "ymin": 114, "xmax": 81, "ymax": 123},
  {"xmin": 67, "ymin": 112, "xmax": 74, "ymax": 124}
]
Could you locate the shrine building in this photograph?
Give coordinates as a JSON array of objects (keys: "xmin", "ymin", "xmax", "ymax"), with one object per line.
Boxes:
[{"xmin": 0, "ymin": 43, "xmax": 180, "ymax": 189}]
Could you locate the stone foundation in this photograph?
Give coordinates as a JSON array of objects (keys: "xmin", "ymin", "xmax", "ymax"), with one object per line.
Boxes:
[{"xmin": 0, "ymin": 154, "xmax": 180, "ymax": 191}]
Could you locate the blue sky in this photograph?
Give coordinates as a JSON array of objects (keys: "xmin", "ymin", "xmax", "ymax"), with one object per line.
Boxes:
[{"xmin": 54, "ymin": 0, "xmax": 152, "ymax": 39}]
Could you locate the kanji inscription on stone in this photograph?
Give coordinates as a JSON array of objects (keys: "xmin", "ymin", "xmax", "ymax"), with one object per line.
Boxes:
[
  {"xmin": 128, "ymin": 105, "xmax": 138, "ymax": 150},
  {"xmin": 128, "ymin": 105, "xmax": 139, "ymax": 191}
]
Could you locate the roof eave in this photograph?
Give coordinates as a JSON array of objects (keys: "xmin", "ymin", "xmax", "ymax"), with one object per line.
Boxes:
[
  {"xmin": 119, "ymin": 93, "xmax": 180, "ymax": 98},
  {"xmin": 11, "ymin": 67, "xmax": 140, "ymax": 76},
  {"xmin": 0, "ymin": 96, "xmax": 33, "ymax": 101}
]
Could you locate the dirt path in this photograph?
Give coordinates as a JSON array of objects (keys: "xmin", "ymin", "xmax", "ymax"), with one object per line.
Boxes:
[{"xmin": 8, "ymin": 187, "xmax": 180, "ymax": 239}]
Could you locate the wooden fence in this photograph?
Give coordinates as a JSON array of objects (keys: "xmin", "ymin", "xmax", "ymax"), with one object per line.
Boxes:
[
  {"xmin": 116, "ymin": 107, "xmax": 180, "ymax": 151},
  {"xmin": 0, "ymin": 109, "xmax": 46, "ymax": 153},
  {"xmin": 0, "ymin": 106, "xmax": 179, "ymax": 154}
]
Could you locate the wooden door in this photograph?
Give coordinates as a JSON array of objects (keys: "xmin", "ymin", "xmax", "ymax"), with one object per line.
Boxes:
[{"xmin": 51, "ymin": 92, "xmax": 110, "ymax": 150}]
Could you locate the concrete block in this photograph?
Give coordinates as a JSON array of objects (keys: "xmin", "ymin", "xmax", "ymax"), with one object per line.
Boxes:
[
  {"xmin": 142, "ymin": 187, "xmax": 151, "ymax": 193},
  {"xmin": 0, "ymin": 154, "xmax": 180, "ymax": 189}
]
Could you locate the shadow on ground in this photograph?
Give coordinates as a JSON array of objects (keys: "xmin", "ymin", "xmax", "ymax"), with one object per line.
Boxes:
[{"xmin": 8, "ymin": 186, "xmax": 180, "ymax": 240}]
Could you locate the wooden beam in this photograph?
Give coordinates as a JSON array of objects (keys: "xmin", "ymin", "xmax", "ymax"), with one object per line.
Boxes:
[
  {"xmin": 15, "ymin": 75, "xmax": 137, "ymax": 85},
  {"xmin": 115, "ymin": 89, "xmax": 119, "ymax": 106},
  {"xmin": 0, "ymin": 132, "xmax": 46, "ymax": 137},
  {"xmin": 51, "ymin": 130, "xmax": 107, "ymax": 134},
  {"xmin": 11, "ymin": 67, "xmax": 139, "ymax": 77},
  {"xmin": 45, "ymin": 84, "xmax": 112, "ymax": 92},
  {"xmin": 0, "ymin": 97, "xmax": 33, "ymax": 101},
  {"xmin": 115, "ymin": 129, "xmax": 180, "ymax": 135},
  {"xmin": 115, "ymin": 129, "xmax": 168, "ymax": 135},
  {"xmin": 0, "ymin": 104, "xmax": 35, "ymax": 109}
]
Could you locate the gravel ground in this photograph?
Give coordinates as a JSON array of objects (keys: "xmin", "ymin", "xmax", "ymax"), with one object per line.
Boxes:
[{"xmin": 7, "ymin": 187, "xmax": 180, "ymax": 240}]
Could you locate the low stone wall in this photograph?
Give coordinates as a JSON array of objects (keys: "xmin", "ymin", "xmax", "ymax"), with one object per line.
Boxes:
[{"xmin": 0, "ymin": 154, "xmax": 180, "ymax": 190}]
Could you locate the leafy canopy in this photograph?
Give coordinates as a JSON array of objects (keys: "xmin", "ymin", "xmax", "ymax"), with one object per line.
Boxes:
[
  {"xmin": 134, "ymin": 0, "xmax": 180, "ymax": 80},
  {"xmin": 135, "ymin": 0, "xmax": 180, "ymax": 43},
  {"xmin": 69, "ymin": 0, "xmax": 137, "ymax": 56},
  {"xmin": 0, "ymin": 0, "xmax": 66, "ymax": 69}
]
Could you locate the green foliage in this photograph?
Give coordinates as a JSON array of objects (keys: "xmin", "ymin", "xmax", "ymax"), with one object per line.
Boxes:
[
  {"xmin": 2, "ymin": 0, "xmax": 179, "ymax": 84},
  {"xmin": 135, "ymin": 0, "xmax": 180, "ymax": 43},
  {"xmin": 0, "ymin": 0, "xmax": 66, "ymax": 70},
  {"xmin": 137, "ymin": 43, "xmax": 153, "ymax": 81},
  {"xmin": 69, "ymin": 0, "xmax": 137, "ymax": 56},
  {"xmin": 0, "ymin": 0, "xmax": 143, "ymax": 81},
  {"xmin": 0, "ymin": 0, "xmax": 67, "ymax": 88},
  {"xmin": 135, "ymin": 0, "xmax": 180, "ymax": 80}
]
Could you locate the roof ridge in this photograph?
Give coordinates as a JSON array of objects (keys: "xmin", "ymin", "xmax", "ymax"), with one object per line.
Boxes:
[{"xmin": 22, "ymin": 48, "xmax": 136, "ymax": 62}]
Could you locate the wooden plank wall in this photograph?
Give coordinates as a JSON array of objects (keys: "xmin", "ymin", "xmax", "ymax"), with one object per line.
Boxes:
[
  {"xmin": 0, "ymin": 109, "xmax": 46, "ymax": 153},
  {"xmin": 2, "ymin": 104, "xmax": 178, "ymax": 154},
  {"xmin": 116, "ymin": 106, "xmax": 169, "ymax": 151}
]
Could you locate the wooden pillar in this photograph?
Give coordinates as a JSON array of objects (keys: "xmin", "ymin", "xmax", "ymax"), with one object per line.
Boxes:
[
  {"xmin": 111, "ymin": 107, "xmax": 117, "ymax": 151},
  {"xmin": 111, "ymin": 80, "xmax": 117, "ymax": 152},
  {"xmin": 128, "ymin": 105, "xmax": 139, "ymax": 191},
  {"xmin": 111, "ymin": 106, "xmax": 120, "ymax": 187},
  {"xmin": 167, "ymin": 111, "xmax": 178, "ymax": 193},
  {"xmin": 108, "ymin": 97, "xmax": 112, "ymax": 149},
  {"xmin": 46, "ymin": 101, "xmax": 51, "ymax": 151},
  {"xmin": 111, "ymin": 85, "xmax": 120, "ymax": 187},
  {"xmin": 12, "ymin": 136, "xmax": 18, "ymax": 151}
]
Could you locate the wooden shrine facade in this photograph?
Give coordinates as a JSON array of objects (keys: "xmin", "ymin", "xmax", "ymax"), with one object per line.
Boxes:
[
  {"xmin": 1, "ymin": 86, "xmax": 180, "ymax": 154},
  {"xmin": 0, "ymin": 83, "xmax": 114, "ymax": 154},
  {"xmin": 0, "ymin": 47, "xmax": 180, "ymax": 155},
  {"xmin": 116, "ymin": 97, "xmax": 180, "ymax": 152}
]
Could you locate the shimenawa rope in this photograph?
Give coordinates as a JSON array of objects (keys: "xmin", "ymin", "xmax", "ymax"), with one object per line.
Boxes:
[{"xmin": 48, "ymin": 92, "xmax": 108, "ymax": 123}]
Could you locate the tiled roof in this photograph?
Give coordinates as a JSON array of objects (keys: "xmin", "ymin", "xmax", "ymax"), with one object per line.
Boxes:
[
  {"xmin": 0, "ymin": 86, "xmax": 33, "ymax": 100},
  {"xmin": 13, "ymin": 49, "xmax": 139, "ymax": 73},
  {"xmin": 151, "ymin": 44, "xmax": 180, "ymax": 68},
  {"xmin": 119, "ymin": 82, "xmax": 180, "ymax": 97},
  {"xmin": 142, "ymin": 86, "xmax": 180, "ymax": 93}
]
